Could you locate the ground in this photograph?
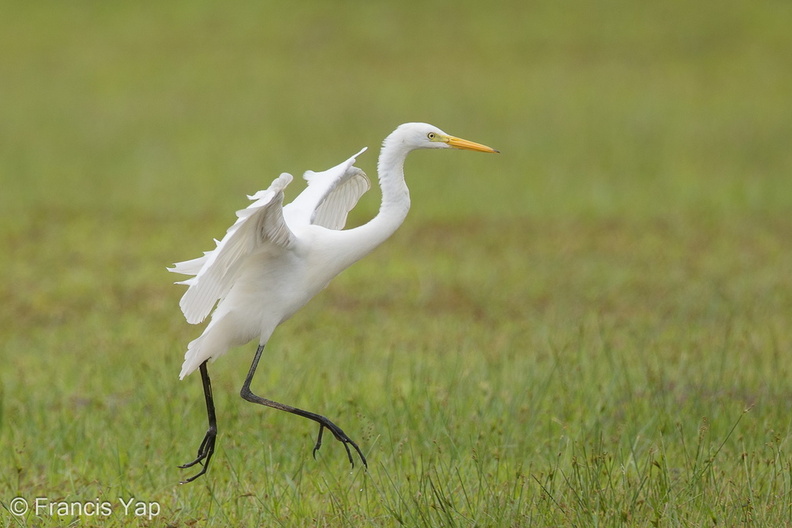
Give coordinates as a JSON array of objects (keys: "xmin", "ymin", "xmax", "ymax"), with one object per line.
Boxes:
[{"xmin": 1, "ymin": 1, "xmax": 791, "ymax": 526}]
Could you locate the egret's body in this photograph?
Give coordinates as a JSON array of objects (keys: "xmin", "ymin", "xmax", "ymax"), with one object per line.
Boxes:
[{"xmin": 171, "ymin": 123, "xmax": 497, "ymax": 482}]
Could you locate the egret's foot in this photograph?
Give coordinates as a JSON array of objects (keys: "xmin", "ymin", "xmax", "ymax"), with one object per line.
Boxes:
[
  {"xmin": 312, "ymin": 419, "xmax": 367, "ymax": 469},
  {"xmin": 179, "ymin": 427, "xmax": 217, "ymax": 484}
]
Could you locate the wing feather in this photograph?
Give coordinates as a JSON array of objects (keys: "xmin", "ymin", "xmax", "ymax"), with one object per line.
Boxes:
[
  {"xmin": 283, "ymin": 147, "xmax": 370, "ymax": 230},
  {"xmin": 169, "ymin": 172, "xmax": 295, "ymax": 324},
  {"xmin": 311, "ymin": 167, "xmax": 370, "ymax": 230}
]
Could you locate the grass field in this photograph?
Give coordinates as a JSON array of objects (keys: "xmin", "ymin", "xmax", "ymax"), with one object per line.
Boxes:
[{"xmin": 2, "ymin": 1, "xmax": 792, "ymax": 526}]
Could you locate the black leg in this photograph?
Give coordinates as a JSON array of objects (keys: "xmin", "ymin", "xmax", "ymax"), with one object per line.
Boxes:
[
  {"xmin": 240, "ymin": 344, "xmax": 367, "ymax": 468},
  {"xmin": 179, "ymin": 361, "xmax": 217, "ymax": 484}
]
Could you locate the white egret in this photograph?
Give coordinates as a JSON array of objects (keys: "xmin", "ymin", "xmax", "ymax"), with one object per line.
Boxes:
[{"xmin": 170, "ymin": 122, "xmax": 498, "ymax": 482}]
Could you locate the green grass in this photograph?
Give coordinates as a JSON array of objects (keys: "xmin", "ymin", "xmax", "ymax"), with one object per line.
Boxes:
[{"xmin": 2, "ymin": 1, "xmax": 792, "ymax": 526}]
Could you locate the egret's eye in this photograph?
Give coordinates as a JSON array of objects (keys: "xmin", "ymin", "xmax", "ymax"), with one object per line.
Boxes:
[{"xmin": 427, "ymin": 132, "xmax": 436, "ymax": 140}]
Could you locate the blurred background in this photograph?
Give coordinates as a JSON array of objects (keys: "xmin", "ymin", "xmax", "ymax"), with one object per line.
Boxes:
[
  {"xmin": 3, "ymin": 0, "xmax": 790, "ymax": 360},
  {"xmin": 3, "ymin": 1, "xmax": 790, "ymax": 223}
]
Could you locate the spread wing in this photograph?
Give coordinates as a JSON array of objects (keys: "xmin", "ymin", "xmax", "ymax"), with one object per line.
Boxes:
[
  {"xmin": 283, "ymin": 147, "xmax": 370, "ymax": 230},
  {"xmin": 169, "ymin": 172, "xmax": 296, "ymax": 324}
]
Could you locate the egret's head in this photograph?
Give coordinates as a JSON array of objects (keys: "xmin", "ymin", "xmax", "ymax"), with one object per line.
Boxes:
[{"xmin": 388, "ymin": 122, "xmax": 499, "ymax": 153}]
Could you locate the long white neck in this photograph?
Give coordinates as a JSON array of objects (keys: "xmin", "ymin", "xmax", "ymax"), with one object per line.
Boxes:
[
  {"xmin": 330, "ymin": 134, "xmax": 412, "ymax": 266},
  {"xmin": 373, "ymin": 136, "xmax": 412, "ymax": 235}
]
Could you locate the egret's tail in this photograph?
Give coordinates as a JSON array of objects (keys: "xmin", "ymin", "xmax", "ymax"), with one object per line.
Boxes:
[
  {"xmin": 179, "ymin": 336, "xmax": 210, "ymax": 379},
  {"xmin": 178, "ymin": 313, "xmax": 250, "ymax": 379},
  {"xmin": 179, "ymin": 326, "xmax": 225, "ymax": 379}
]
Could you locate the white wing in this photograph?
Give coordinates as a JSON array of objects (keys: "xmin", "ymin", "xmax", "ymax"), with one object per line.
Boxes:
[
  {"xmin": 169, "ymin": 172, "xmax": 296, "ymax": 324},
  {"xmin": 284, "ymin": 147, "xmax": 370, "ymax": 230}
]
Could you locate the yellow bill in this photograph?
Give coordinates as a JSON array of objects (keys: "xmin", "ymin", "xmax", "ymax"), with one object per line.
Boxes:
[{"xmin": 444, "ymin": 135, "xmax": 500, "ymax": 153}]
